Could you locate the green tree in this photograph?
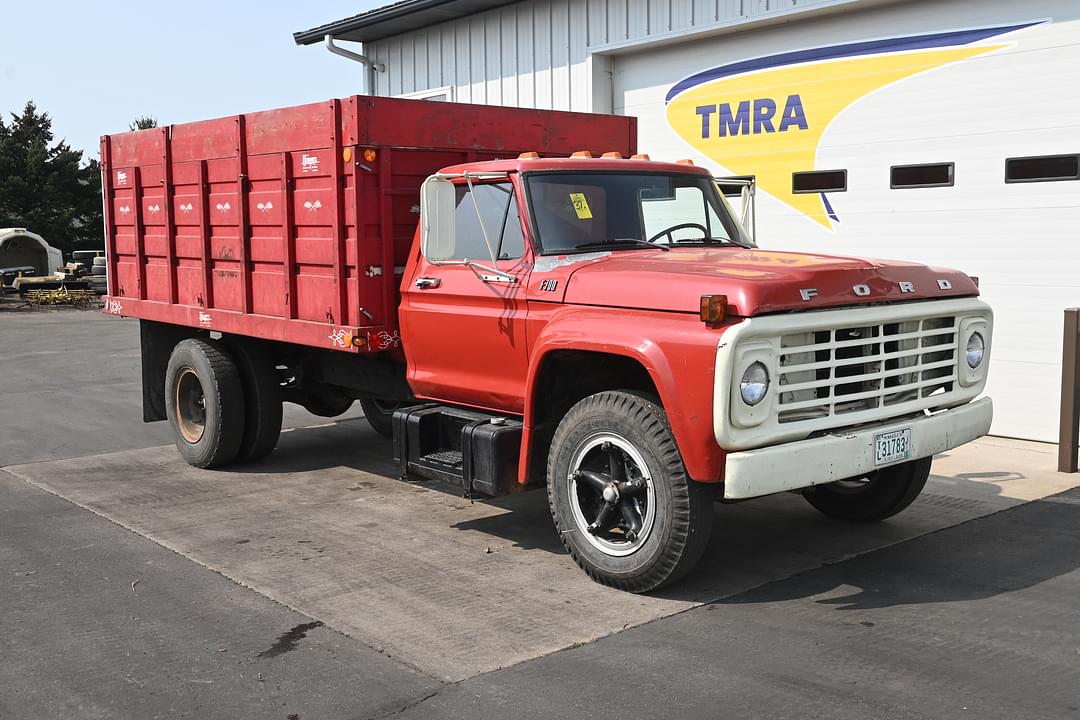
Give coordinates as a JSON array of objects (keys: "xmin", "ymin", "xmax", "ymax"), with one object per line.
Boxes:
[
  {"xmin": 0, "ymin": 101, "xmax": 103, "ymax": 255},
  {"xmin": 129, "ymin": 116, "xmax": 158, "ymax": 131}
]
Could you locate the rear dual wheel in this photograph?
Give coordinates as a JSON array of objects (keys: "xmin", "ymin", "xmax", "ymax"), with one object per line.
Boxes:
[
  {"xmin": 165, "ymin": 339, "xmax": 246, "ymax": 469},
  {"xmin": 548, "ymin": 391, "xmax": 714, "ymax": 593},
  {"xmin": 165, "ymin": 338, "xmax": 282, "ymax": 468}
]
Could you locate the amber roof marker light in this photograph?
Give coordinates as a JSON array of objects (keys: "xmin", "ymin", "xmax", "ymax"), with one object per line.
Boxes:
[{"xmin": 700, "ymin": 295, "xmax": 728, "ymax": 326}]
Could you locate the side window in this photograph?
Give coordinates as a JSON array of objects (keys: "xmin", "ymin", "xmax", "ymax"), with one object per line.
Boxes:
[{"xmin": 451, "ymin": 183, "xmax": 525, "ymax": 261}]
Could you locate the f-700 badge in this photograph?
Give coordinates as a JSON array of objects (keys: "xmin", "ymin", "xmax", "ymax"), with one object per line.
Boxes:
[{"xmin": 538, "ymin": 279, "xmax": 558, "ymax": 293}]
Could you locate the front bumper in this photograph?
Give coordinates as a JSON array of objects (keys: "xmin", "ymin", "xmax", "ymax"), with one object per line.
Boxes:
[{"xmin": 721, "ymin": 397, "xmax": 993, "ymax": 500}]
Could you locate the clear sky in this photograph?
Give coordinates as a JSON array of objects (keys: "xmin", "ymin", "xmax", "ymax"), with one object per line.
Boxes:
[{"xmin": 1, "ymin": 1, "xmax": 384, "ymax": 162}]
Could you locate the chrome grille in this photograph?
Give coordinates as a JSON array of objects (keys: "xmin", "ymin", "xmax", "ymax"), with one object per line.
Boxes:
[{"xmin": 776, "ymin": 315, "xmax": 957, "ymax": 424}]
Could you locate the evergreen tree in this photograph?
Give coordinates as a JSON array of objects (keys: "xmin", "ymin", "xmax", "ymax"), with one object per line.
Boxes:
[
  {"xmin": 129, "ymin": 116, "xmax": 158, "ymax": 131},
  {"xmin": 0, "ymin": 101, "xmax": 103, "ymax": 255}
]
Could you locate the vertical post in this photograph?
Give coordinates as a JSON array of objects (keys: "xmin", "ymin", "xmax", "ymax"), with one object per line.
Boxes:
[
  {"xmin": 235, "ymin": 114, "xmax": 253, "ymax": 314},
  {"xmin": 378, "ymin": 148, "xmax": 394, "ymax": 329},
  {"xmin": 100, "ymin": 136, "xmax": 116, "ymax": 298},
  {"xmin": 1058, "ymin": 307, "xmax": 1080, "ymax": 473},
  {"xmin": 280, "ymin": 153, "xmax": 298, "ymax": 320},
  {"xmin": 161, "ymin": 127, "xmax": 178, "ymax": 304},
  {"xmin": 329, "ymin": 99, "xmax": 347, "ymax": 326},
  {"xmin": 131, "ymin": 167, "xmax": 147, "ymax": 300},
  {"xmin": 197, "ymin": 160, "xmax": 213, "ymax": 309}
]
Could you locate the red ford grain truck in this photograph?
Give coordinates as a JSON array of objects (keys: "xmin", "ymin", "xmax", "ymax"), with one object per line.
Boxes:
[{"xmin": 101, "ymin": 95, "xmax": 993, "ymax": 592}]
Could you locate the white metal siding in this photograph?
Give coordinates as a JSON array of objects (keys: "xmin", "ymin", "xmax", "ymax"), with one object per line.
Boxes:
[
  {"xmin": 368, "ymin": 0, "xmax": 857, "ymax": 109},
  {"xmin": 356, "ymin": 0, "xmax": 1077, "ymax": 444},
  {"xmin": 615, "ymin": 0, "xmax": 1080, "ymax": 442}
]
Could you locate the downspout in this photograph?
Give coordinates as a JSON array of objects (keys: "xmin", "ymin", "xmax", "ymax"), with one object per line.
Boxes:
[{"xmin": 324, "ymin": 34, "xmax": 385, "ymax": 95}]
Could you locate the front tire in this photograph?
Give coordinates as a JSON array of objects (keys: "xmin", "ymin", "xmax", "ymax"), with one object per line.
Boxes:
[
  {"xmin": 165, "ymin": 339, "xmax": 245, "ymax": 469},
  {"xmin": 547, "ymin": 391, "xmax": 713, "ymax": 593},
  {"xmin": 802, "ymin": 457, "xmax": 931, "ymax": 522},
  {"xmin": 359, "ymin": 398, "xmax": 400, "ymax": 439}
]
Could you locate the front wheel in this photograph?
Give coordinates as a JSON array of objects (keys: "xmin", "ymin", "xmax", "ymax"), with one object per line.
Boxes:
[
  {"xmin": 359, "ymin": 398, "xmax": 401, "ymax": 439},
  {"xmin": 547, "ymin": 391, "xmax": 713, "ymax": 593},
  {"xmin": 802, "ymin": 457, "xmax": 931, "ymax": 522}
]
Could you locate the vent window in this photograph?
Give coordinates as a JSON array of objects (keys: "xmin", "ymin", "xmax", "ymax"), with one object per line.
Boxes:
[
  {"xmin": 891, "ymin": 163, "xmax": 954, "ymax": 189},
  {"xmin": 1005, "ymin": 154, "xmax": 1080, "ymax": 183},
  {"xmin": 792, "ymin": 170, "xmax": 846, "ymax": 194}
]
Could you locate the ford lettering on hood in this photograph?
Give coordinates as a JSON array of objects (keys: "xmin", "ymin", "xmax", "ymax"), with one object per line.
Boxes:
[{"xmin": 556, "ymin": 247, "xmax": 978, "ymax": 316}]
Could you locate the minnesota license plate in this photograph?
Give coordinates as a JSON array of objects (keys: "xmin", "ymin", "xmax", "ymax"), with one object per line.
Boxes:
[{"xmin": 874, "ymin": 428, "xmax": 912, "ymax": 466}]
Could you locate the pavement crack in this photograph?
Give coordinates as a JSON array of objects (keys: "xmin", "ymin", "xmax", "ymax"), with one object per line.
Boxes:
[{"xmin": 358, "ymin": 687, "xmax": 446, "ymax": 720}]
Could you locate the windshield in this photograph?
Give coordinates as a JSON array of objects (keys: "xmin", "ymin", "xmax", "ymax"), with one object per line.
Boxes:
[{"xmin": 525, "ymin": 171, "xmax": 753, "ymax": 254}]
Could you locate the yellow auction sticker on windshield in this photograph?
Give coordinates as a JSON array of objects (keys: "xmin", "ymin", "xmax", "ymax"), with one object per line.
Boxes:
[{"xmin": 569, "ymin": 192, "xmax": 593, "ymax": 220}]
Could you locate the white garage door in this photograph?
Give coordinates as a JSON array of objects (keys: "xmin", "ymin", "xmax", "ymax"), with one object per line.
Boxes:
[{"xmin": 612, "ymin": 0, "xmax": 1080, "ymax": 442}]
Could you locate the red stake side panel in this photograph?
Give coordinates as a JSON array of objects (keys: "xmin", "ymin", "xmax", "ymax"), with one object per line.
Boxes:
[{"xmin": 101, "ymin": 95, "xmax": 637, "ymax": 353}]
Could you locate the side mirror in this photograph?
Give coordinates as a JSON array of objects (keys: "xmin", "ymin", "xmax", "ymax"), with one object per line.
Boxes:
[{"xmin": 421, "ymin": 176, "xmax": 456, "ymax": 260}]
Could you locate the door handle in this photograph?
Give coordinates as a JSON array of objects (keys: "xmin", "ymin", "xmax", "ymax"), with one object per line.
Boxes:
[{"xmin": 414, "ymin": 277, "xmax": 441, "ymax": 289}]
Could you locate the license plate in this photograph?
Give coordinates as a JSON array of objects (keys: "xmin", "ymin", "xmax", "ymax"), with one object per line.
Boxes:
[{"xmin": 874, "ymin": 428, "xmax": 912, "ymax": 466}]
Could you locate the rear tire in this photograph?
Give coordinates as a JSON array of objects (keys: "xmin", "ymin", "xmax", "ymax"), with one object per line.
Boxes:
[
  {"xmin": 547, "ymin": 390, "xmax": 713, "ymax": 593},
  {"xmin": 165, "ymin": 339, "xmax": 245, "ymax": 469},
  {"xmin": 229, "ymin": 340, "xmax": 282, "ymax": 463},
  {"xmin": 802, "ymin": 457, "xmax": 931, "ymax": 522},
  {"xmin": 301, "ymin": 385, "xmax": 354, "ymax": 418},
  {"xmin": 359, "ymin": 398, "xmax": 399, "ymax": 439}
]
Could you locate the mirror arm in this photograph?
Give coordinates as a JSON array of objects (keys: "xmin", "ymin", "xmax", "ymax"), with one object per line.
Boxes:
[{"xmin": 464, "ymin": 173, "xmax": 502, "ymax": 268}]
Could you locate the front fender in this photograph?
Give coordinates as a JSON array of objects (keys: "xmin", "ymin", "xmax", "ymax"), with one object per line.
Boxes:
[{"xmin": 522, "ymin": 304, "xmax": 729, "ymax": 483}]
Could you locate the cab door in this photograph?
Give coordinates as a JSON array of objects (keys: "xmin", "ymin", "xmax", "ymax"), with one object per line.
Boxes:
[{"xmin": 399, "ymin": 178, "xmax": 533, "ymax": 413}]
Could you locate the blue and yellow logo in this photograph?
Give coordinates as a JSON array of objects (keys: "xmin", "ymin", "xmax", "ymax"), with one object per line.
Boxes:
[{"xmin": 666, "ymin": 23, "xmax": 1037, "ymax": 228}]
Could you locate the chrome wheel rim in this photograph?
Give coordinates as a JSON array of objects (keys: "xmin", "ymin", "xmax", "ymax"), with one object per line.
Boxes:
[
  {"xmin": 175, "ymin": 368, "xmax": 206, "ymax": 444},
  {"xmin": 567, "ymin": 432, "xmax": 656, "ymax": 557}
]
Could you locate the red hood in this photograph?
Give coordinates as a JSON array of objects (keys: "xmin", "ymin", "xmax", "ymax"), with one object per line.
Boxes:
[{"xmin": 558, "ymin": 248, "xmax": 979, "ymax": 316}]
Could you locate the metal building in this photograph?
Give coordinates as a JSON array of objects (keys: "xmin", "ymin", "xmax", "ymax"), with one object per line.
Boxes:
[{"xmin": 296, "ymin": 0, "xmax": 1080, "ymax": 443}]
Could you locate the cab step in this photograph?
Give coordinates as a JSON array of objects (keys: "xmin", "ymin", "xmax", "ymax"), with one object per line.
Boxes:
[{"xmin": 392, "ymin": 404, "xmax": 523, "ymax": 497}]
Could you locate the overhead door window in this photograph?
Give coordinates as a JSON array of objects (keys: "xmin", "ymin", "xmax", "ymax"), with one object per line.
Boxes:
[
  {"xmin": 792, "ymin": 170, "xmax": 847, "ymax": 193},
  {"xmin": 891, "ymin": 163, "xmax": 954, "ymax": 189},
  {"xmin": 1005, "ymin": 154, "xmax": 1080, "ymax": 183}
]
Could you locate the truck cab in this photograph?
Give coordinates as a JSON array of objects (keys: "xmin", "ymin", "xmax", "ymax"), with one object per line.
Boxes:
[{"xmin": 396, "ymin": 154, "xmax": 992, "ymax": 591}]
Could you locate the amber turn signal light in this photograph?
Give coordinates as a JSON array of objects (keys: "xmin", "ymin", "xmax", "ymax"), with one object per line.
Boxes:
[
  {"xmin": 519, "ymin": 151, "xmax": 540, "ymax": 159},
  {"xmin": 601, "ymin": 151, "xmax": 623, "ymax": 159},
  {"xmin": 700, "ymin": 294, "xmax": 727, "ymax": 326},
  {"xmin": 631, "ymin": 153, "xmax": 651, "ymax": 161},
  {"xmin": 570, "ymin": 150, "xmax": 594, "ymax": 158},
  {"xmin": 362, "ymin": 148, "xmax": 378, "ymax": 163}
]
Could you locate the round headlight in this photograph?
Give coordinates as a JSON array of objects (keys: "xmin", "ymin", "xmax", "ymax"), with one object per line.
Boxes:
[
  {"xmin": 966, "ymin": 332, "xmax": 985, "ymax": 369},
  {"xmin": 740, "ymin": 362, "xmax": 770, "ymax": 406}
]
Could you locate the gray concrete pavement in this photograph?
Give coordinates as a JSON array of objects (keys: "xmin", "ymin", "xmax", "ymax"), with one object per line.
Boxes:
[
  {"xmin": 2, "ymin": 306, "xmax": 1079, "ymax": 719},
  {"xmin": 397, "ymin": 488, "xmax": 1080, "ymax": 720},
  {"xmin": 0, "ymin": 467, "xmax": 438, "ymax": 720},
  {"xmin": 8, "ymin": 430, "xmax": 1077, "ymax": 681}
]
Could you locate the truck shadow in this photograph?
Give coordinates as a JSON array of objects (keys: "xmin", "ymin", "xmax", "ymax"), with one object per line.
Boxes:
[
  {"xmin": 233, "ymin": 424, "xmax": 1080, "ymax": 611},
  {"xmin": 702, "ymin": 488, "xmax": 1080, "ymax": 612}
]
